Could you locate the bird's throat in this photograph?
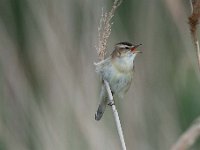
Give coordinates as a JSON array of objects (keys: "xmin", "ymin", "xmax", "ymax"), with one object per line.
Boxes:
[{"xmin": 112, "ymin": 54, "xmax": 136, "ymax": 73}]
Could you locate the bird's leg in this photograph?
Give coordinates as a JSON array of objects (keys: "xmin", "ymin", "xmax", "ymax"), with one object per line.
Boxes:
[
  {"xmin": 107, "ymin": 91, "xmax": 115, "ymax": 106},
  {"xmin": 108, "ymin": 101, "xmax": 115, "ymax": 106}
]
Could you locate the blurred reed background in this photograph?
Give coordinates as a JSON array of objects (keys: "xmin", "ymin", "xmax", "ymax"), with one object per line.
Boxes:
[{"xmin": 0, "ymin": 0, "xmax": 200, "ymax": 150}]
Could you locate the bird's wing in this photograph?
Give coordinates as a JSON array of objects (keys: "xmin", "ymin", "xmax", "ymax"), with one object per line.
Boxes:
[{"xmin": 94, "ymin": 57, "xmax": 111, "ymax": 74}]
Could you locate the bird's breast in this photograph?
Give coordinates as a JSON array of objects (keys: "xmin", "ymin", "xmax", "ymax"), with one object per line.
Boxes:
[
  {"xmin": 112, "ymin": 56, "xmax": 134, "ymax": 73},
  {"xmin": 97, "ymin": 59, "xmax": 133, "ymax": 95},
  {"xmin": 109, "ymin": 70, "xmax": 133, "ymax": 94}
]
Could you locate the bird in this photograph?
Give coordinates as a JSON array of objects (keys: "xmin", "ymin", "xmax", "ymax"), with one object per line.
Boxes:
[{"xmin": 95, "ymin": 42, "xmax": 142, "ymax": 121}]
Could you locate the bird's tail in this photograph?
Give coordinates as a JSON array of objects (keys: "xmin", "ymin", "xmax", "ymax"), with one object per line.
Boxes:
[
  {"xmin": 95, "ymin": 100, "xmax": 107, "ymax": 121},
  {"xmin": 95, "ymin": 85, "xmax": 107, "ymax": 121}
]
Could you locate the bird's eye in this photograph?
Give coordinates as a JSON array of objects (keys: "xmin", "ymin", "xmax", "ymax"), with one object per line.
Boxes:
[{"xmin": 125, "ymin": 47, "xmax": 129, "ymax": 49}]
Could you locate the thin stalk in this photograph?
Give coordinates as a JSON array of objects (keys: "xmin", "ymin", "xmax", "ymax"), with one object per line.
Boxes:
[
  {"xmin": 188, "ymin": 0, "xmax": 200, "ymax": 71},
  {"xmin": 104, "ymin": 80, "xmax": 127, "ymax": 150},
  {"xmin": 195, "ymin": 40, "xmax": 200, "ymax": 70},
  {"xmin": 171, "ymin": 1, "xmax": 200, "ymax": 149}
]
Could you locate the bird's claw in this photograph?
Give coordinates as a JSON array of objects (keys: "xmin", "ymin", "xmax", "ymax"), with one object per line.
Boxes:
[{"xmin": 108, "ymin": 101, "xmax": 115, "ymax": 106}]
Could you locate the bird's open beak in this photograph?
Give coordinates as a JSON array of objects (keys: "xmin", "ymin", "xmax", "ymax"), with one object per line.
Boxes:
[
  {"xmin": 134, "ymin": 50, "xmax": 142, "ymax": 54},
  {"xmin": 131, "ymin": 44, "xmax": 142, "ymax": 53}
]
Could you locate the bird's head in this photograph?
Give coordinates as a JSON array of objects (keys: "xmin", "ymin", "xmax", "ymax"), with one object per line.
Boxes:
[
  {"xmin": 111, "ymin": 42, "xmax": 142, "ymax": 72},
  {"xmin": 112, "ymin": 42, "xmax": 142, "ymax": 58}
]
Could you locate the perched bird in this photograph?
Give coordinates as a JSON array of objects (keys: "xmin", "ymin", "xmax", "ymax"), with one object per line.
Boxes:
[{"xmin": 95, "ymin": 42, "xmax": 142, "ymax": 121}]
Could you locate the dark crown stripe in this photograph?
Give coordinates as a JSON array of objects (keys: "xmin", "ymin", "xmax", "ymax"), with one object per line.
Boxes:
[{"xmin": 116, "ymin": 42, "xmax": 133, "ymax": 46}]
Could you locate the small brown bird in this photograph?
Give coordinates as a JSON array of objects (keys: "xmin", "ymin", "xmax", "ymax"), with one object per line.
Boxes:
[{"xmin": 95, "ymin": 42, "xmax": 142, "ymax": 121}]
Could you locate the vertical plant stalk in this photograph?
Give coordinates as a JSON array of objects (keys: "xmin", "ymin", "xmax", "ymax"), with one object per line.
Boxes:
[
  {"xmin": 188, "ymin": 0, "xmax": 200, "ymax": 70},
  {"xmin": 95, "ymin": 0, "xmax": 127, "ymax": 150},
  {"xmin": 195, "ymin": 41, "xmax": 200, "ymax": 69},
  {"xmin": 104, "ymin": 80, "xmax": 127, "ymax": 150},
  {"xmin": 96, "ymin": 0, "xmax": 123, "ymax": 60},
  {"xmin": 171, "ymin": 1, "xmax": 200, "ymax": 150}
]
